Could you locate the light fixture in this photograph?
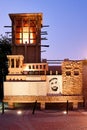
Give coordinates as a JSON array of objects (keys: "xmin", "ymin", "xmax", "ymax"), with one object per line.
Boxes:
[
  {"xmin": 63, "ymin": 110, "xmax": 67, "ymax": 115},
  {"xmin": 17, "ymin": 110, "xmax": 22, "ymax": 115}
]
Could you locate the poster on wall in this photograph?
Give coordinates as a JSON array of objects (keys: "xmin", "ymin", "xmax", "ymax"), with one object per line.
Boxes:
[{"xmin": 47, "ymin": 75, "xmax": 62, "ymax": 95}]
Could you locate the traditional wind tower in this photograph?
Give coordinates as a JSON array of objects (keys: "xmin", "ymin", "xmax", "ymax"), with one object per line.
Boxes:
[{"xmin": 9, "ymin": 13, "xmax": 43, "ymax": 63}]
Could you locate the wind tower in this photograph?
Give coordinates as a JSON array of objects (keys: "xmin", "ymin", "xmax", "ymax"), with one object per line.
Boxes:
[{"xmin": 9, "ymin": 13, "xmax": 43, "ymax": 63}]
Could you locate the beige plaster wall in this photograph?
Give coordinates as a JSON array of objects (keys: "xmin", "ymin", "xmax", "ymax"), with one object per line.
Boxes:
[{"xmin": 4, "ymin": 75, "xmax": 62, "ymax": 96}]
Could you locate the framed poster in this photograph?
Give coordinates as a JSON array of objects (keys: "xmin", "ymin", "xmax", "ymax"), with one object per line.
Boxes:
[{"xmin": 47, "ymin": 75, "xmax": 62, "ymax": 95}]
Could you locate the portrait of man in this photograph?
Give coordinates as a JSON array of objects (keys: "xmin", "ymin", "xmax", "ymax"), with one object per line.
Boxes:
[{"xmin": 48, "ymin": 77, "xmax": 62, "ymax": 94}]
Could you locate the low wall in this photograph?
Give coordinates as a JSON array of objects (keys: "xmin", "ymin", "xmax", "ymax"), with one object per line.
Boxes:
[{"xmin": 4, "ymin": 95, "xmax": 83, "ymax": 109}]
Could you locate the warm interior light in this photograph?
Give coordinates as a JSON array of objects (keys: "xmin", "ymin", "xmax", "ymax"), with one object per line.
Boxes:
[
  {"xmin": 30, "ymin": 32, "xmax": 33, "ymax": 44},
  {"xmin": 23, "ymin": 27, "xmax": 29, "ymax": 43},
  {"xmin": 20, "ymin": 27, "xmax": 34, "ymax": 44}
]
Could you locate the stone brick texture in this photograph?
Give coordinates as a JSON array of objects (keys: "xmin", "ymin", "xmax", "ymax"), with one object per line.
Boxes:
[
  {"xmin": 62, "ymin": 60, "xmax": 82, "ymax": 95},
  {"xmin": 82, "ymin": 60, "xmax": 87, "ymax": 106}
]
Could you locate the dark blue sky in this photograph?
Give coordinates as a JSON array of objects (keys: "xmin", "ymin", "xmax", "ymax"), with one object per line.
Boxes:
[{"xmin": 0, "ymin": 0, "xmax": 87, "ymax": 60}]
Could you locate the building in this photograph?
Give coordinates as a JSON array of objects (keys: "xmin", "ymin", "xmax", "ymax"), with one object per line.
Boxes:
[{"xmin": 4, "ymin": 13, "xmax": 85, "ymax": 110}]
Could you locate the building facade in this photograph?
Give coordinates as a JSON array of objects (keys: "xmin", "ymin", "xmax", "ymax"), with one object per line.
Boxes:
[{"xmin": 4, "ymin": 13, "xmax": 86, "ymax": 110}]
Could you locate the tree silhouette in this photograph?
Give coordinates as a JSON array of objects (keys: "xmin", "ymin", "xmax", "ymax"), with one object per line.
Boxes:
[{"xmin": 0, "ymin": 35, "xmax": 11, "ymax": 100}]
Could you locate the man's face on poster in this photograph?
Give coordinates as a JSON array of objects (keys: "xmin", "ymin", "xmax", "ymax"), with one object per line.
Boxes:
[{"xmin": 49, "ymin": 78, "xmax": 58, "ymax": 92}]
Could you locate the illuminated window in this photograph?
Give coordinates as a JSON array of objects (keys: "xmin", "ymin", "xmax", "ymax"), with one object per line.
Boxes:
[
  {"xmin": 23, "ymin": 27, "xmax": 29, "ymax": 43},
  {"xmin": 15, "ymin": 19, "xmax": 36, "ymax": 44}
]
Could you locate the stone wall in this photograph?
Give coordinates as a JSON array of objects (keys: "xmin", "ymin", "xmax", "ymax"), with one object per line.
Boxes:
[
  {"xmin": 82, "ymin": 60, "xmax": 87, "ymax": 107},
  {"xmin": 62, "ymin": 60, "xmax": 82, "ymax": 95}
]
